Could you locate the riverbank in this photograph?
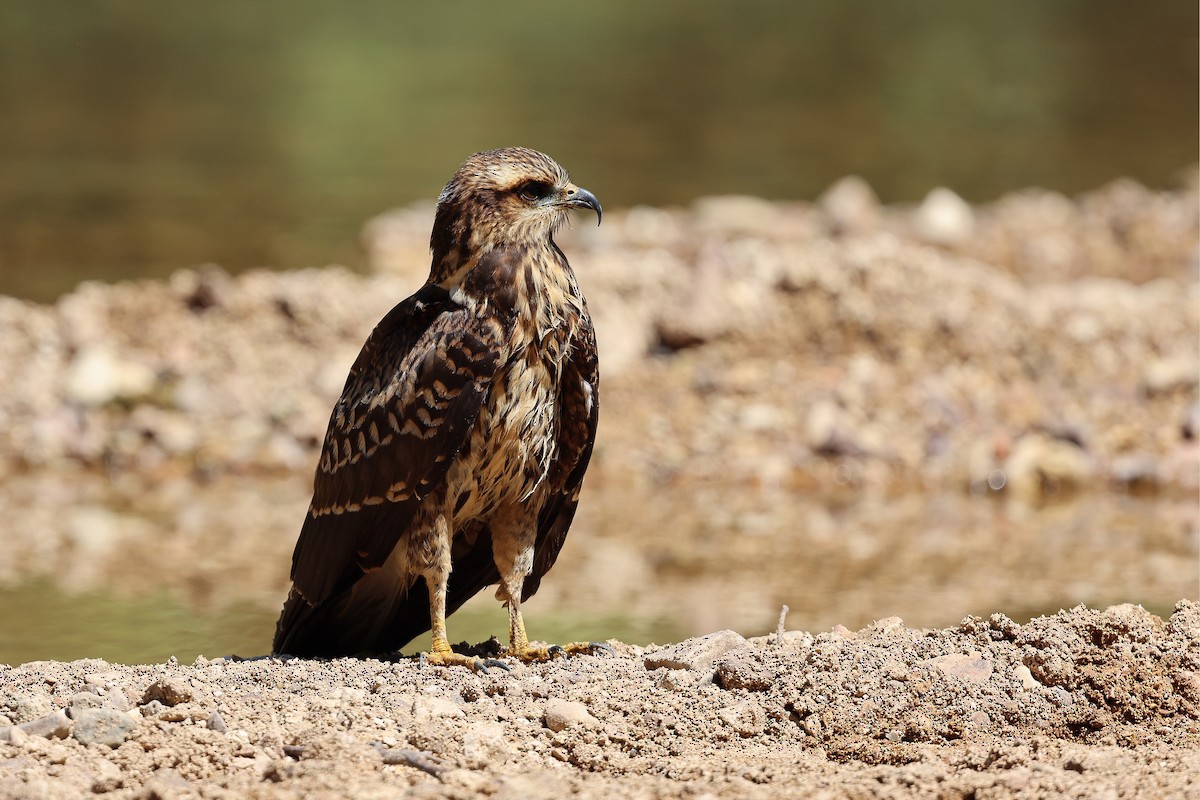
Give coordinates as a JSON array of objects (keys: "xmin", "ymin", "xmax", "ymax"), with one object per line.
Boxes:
[{"xmin": 1, "ymin": 602, "xmax": 1197, "ymax": 799}]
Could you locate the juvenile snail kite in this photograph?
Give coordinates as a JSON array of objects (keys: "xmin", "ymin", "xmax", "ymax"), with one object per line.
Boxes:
[{"xmin": 273, "ymin": 147, "xmax": 603, "ymax": 669}]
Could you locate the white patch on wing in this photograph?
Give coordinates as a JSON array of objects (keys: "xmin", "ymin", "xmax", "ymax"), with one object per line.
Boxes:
[{"xmin": 582, "ymin": 379, "xmax": 594, "ymax": 415}]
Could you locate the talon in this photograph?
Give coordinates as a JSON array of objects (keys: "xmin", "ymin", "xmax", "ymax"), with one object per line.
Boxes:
[
  {"xmin": 422, "ymin": 648, "xmax": 501, "ymax": 672},
  {"xmin": 502, "ymin": 640, "xmax": 612, "ymax": 664}
]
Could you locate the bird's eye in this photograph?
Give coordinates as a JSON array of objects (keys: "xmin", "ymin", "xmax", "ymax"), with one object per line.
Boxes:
[{"xmin": 517, "ymin": 181, "xmax": 552, "ymax": 203}]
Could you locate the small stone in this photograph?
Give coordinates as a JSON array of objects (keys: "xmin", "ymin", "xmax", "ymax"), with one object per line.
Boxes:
[
  {"xmin": 63, "ymin": 346, "xmax": 156, "ymax": 406},
  {"xmin": 926, "ymin": 652, "xmax": 994, "ymax": 685},
  {"xmin": 142, "ymin": 677, "xmax": 194, "ymax": 707},
  {"xmin": 883, "ymin": 660, "xmax": 912, "ymax": 681},
  {"xmin": 543, "ymin": 699, "xmax": 599, "ymax": 732},
  {"xmin": 104, "ymin": 690, "xmax": 132, "ymax": 713},
  {"xmin": 16, "ymin": 710, "xmax": 72, "ymax": 739},
  {"xmin": 207, "ymin": 711, "xmax": 228, "ymax": 733},
  {"xmin": 715, "ymin": 653, "xmax": 777, "ymax": 692},
  {"xmin": 84, "ymin": 671, "xmax": 126, "ymax": 692},
  {"xmin": 66, "ymin": 692, "xmax": 106, "ymax": 720},
  {"xmin": 914, "ymin": 187, "xmax": 975, "ymax": 246},
  {"xmin": 1142, "ymin": 356, "xmax": 1199, "ymax": 395},
  {"xmin": 818, "ymin": 175, "xmax": 881, "ymax": 234},
  {"xmin": 1014, "ymin": 664, "xmax": 1041, "ymax": 691},
  {"xmin": 645, "ymin": 630, "xmax": 752, "ymax": 675},
  {"xmin": 10, "ymin": 697, "xmax": 53, "ymax": 724},
  {"xmin": 72, "ymin": 709, "xmax": 135, "ymax": 748}
]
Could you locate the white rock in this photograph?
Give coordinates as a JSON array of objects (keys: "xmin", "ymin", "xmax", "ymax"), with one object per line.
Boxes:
[
  {"xmin": 1143, "ymin": 356, "xmax": 1199, "ymax": 395},
  {"xmin": 1013, "ymin": 664, "xmax": 1041, "ymax": 690},
  {"xmin": 643, "ymin": 630, "xmax": 751, "ymax": 673},
  {"xmin": 818, "ymin": 175, "xmax": 880, "ymax": 234},
  {"xmin": 64, "ymin": 346, "xmax": 156, "ymax": 406},
  {"xmin": 543, "ymin": 699, "xmax": 599, "ymax": 732},
  {"xmin": 915, "ymin": 187, "xmax": 975, "ymax": 246}
]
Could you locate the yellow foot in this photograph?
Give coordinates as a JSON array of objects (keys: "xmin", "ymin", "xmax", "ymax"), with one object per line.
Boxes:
[
  {"xmin": 505, "ymin": 641, "xmax": 614, "ymax": 664},
  {"xmin": 419, "ymin": 648, "xmax": 511, "ymax": 673}
]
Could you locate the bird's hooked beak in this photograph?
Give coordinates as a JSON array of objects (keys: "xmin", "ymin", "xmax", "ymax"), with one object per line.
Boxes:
[{"xmin": 561, "ymin": 183, "xmax": 602, "ymax": 226}]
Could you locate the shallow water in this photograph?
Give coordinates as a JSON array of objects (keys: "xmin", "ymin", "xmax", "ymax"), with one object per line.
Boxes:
[
  {"xmin": 0, "ymin": 468, "xmax": 1193, "ymax": 666},
  {"xmin": 0, "ymin": 581, "xmax": 686, "ymax": 666},
  {"xmin": 2, "ymin": 1, "xmax": 1196, "ymax": 300}
]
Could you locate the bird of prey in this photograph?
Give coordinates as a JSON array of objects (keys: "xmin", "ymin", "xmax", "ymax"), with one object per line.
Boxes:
[{"xmin": 272, "ymin": 147, "xmax": 602, "ymax": 669}]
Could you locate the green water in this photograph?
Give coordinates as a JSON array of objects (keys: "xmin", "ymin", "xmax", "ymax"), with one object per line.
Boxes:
[
  {"xmin": 0, "ymin": 581, "xmax": 686, "ymax": 667},
  {"xmin": 1, "ymin": 1, "xmax": 1195, "ymax": 300}
]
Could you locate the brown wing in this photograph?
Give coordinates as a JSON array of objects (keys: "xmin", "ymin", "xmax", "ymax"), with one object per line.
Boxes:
[
  {"xmin": 523, "ymin": 310, "xmax": 600, "ymax": 601},
  {"xmin": 283, "ymin": 282, "xmax": 508, "ymax": 609}
]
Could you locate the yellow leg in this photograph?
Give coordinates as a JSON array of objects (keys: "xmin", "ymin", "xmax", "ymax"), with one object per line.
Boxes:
[
  {"xmin": 421, "ymin": 586, "xmax": 509, "ymax": 671},
  {"xmin": 419, "ymin": 517, "xmax": 507, "ymax": 672},
  {"xmin": 503, "ymin": 595, "xmax": 611, "ymax": 663}
]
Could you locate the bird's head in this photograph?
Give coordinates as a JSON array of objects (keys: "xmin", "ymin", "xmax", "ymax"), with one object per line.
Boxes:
[{"xmin": 429, "ymin": 147, "xmax": 601, "ymax": 282}]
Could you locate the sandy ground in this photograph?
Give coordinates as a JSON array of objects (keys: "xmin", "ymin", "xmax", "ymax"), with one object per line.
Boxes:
[{"xmin": 1, "ymin": 602, "xmax": 1197, "ymax": 799}]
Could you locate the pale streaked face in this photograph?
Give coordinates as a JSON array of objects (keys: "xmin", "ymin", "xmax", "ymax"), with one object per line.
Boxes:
[{"xmin": 437, "ymin": 147, "xmax": 600, "ymax": 245}]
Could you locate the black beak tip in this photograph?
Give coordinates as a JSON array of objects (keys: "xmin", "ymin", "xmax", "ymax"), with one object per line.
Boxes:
[{"xmin": 570, "ymin": 187, "xmax": 602, "ymax": 226}]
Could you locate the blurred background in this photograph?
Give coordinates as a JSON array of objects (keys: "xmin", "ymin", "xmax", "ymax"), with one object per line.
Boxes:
[
  {"xmin": 0, "ymin": 1, "xmax": 1196, "ymax": 665},
  {"xmin": 1, "ymin": 1, "xmax": 1196, "ymax": 299}
]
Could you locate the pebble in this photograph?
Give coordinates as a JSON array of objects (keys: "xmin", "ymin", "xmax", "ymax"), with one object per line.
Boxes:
[
  {"xmin": 644, "ymin": 630, "xmax": 752, "ymax": 674},
  {"xmin": 63, "ymin": 346, "xmax": 156, "ymax": 407},
  {"xmin": 543, "ymin": 699, "xmax": 599, "ymax": 732},
  {"xmin": 1013, "ymin": 664, "xmax": 1041, "ymax": 691},
  {"xmin": 915, "ymin": 187, "xmax": 975, "ymax": 246},
  {"xmin": 1142, "ymin": 356, "xmax": 1199, "ymax": 395},
  {"xmin": 10, "ymin": 710, "xmax": 72, "ymax": 740},
  {"xmin": 818, "ymin": 175, "xmax": 881, "ymax": 234},
  {"xmin": 72, "ymin": 709, "xmax": 136, "ymax": 747},
  {"xmin": 715, "ymin": 652, "xmax": 777, "ymax": 692},
  {"xmin": 66, "ymin": 692, "xmax": 106, "ymax": 719},
  {"xmin": 926, "ymin": 652, "xmax": 994, "ymax": 685},
  {"xmin": 142, "ymin": 677, "xmax": 194, "ymax": 707}
]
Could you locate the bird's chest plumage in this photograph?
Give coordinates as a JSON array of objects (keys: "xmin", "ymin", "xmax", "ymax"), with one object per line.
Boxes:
[{"xmin": 447, "ymin": 271, "xmax": 581, "ymax": 523}]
